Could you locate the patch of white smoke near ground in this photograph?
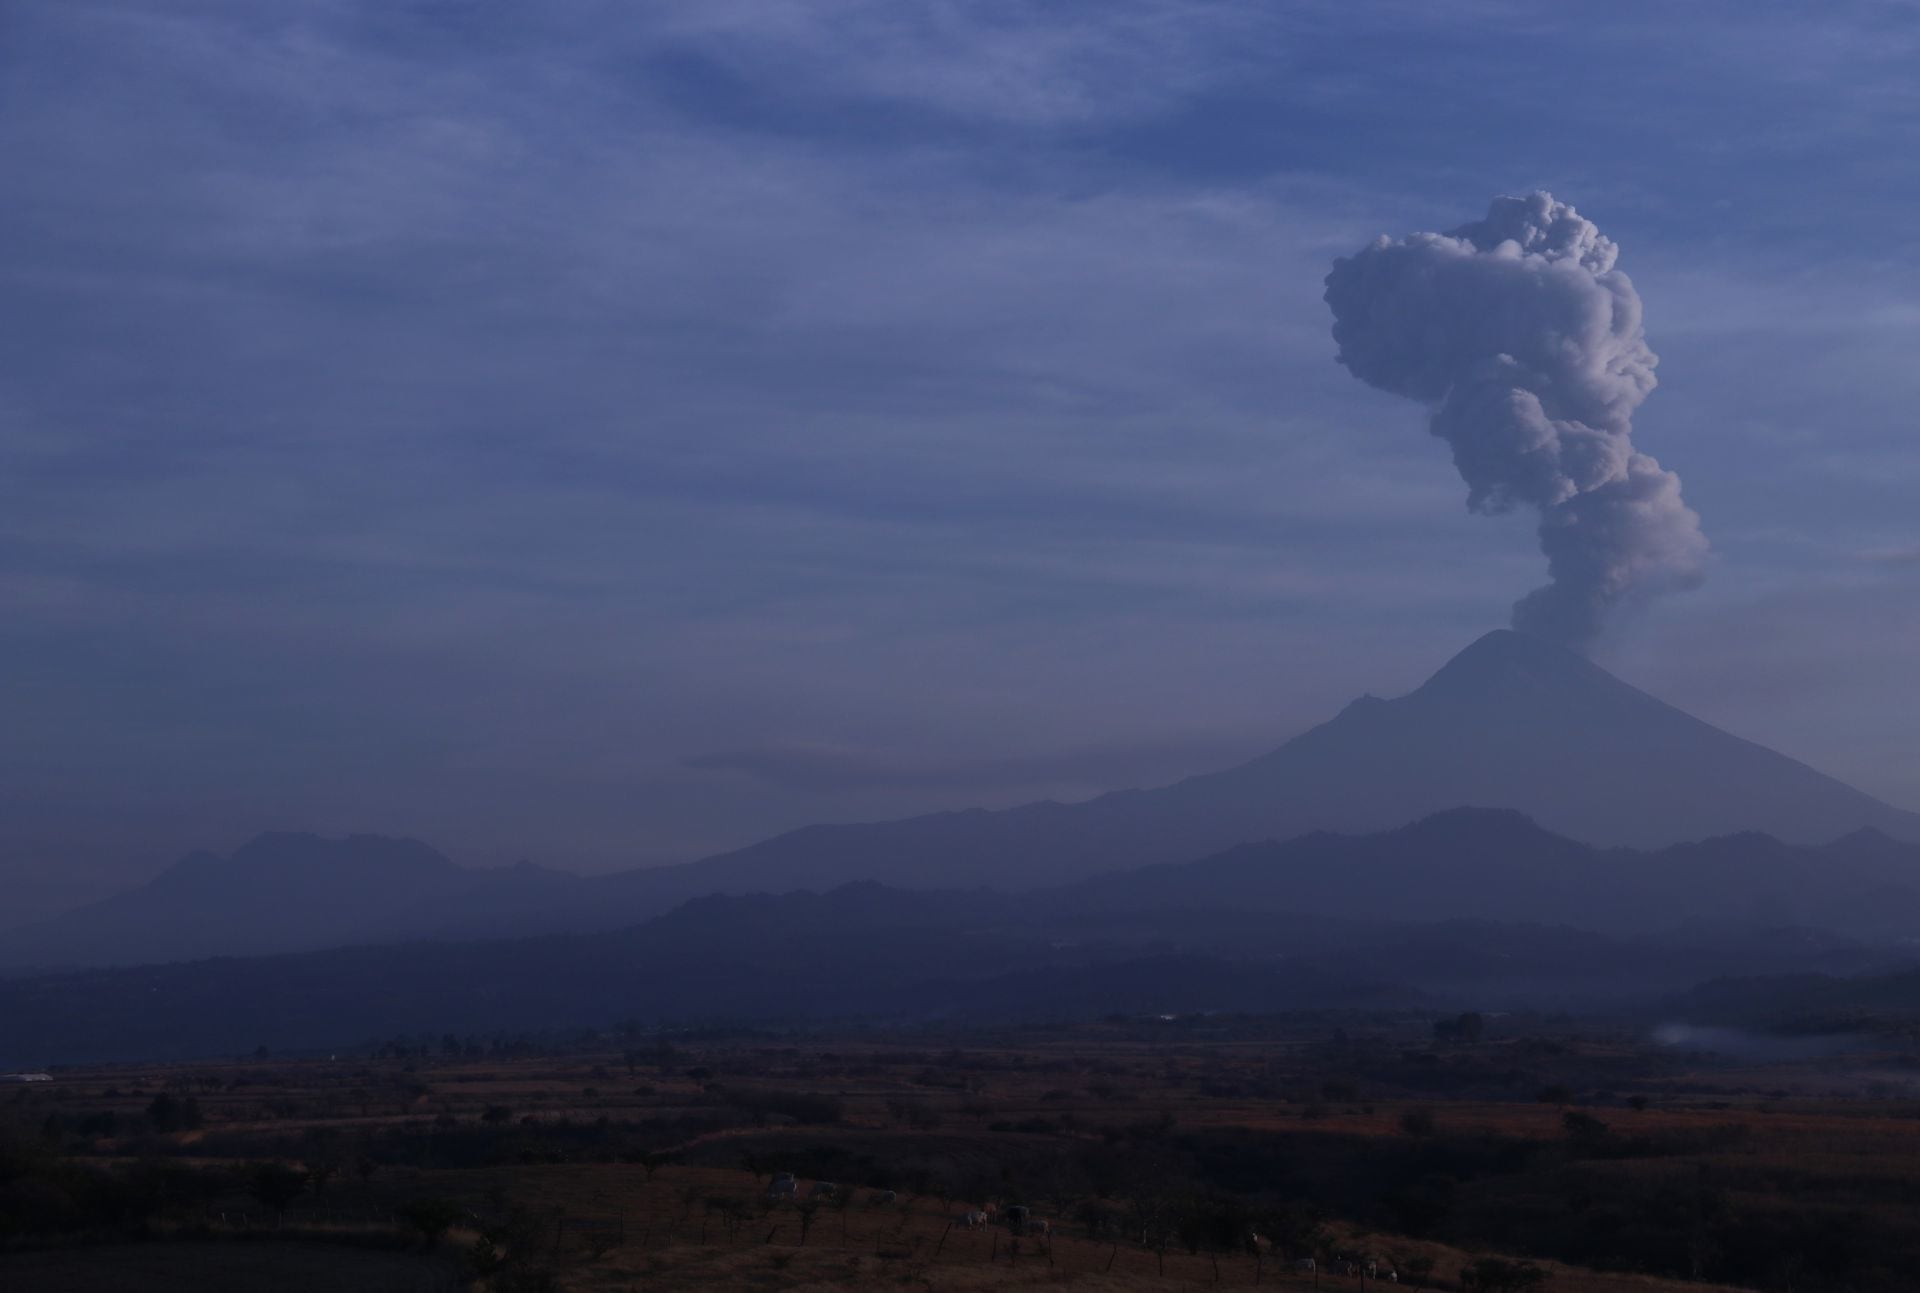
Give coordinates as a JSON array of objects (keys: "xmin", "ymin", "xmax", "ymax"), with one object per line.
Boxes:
[{"xmin": 1323, "ymin": 191, "xmax": 1707, "ymax": 649}]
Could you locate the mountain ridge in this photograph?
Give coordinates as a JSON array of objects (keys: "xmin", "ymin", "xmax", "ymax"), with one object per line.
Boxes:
[
  {"xmin": 7, "ymin": 630, "xmax": 1916, "ymax": 968},
  {"xmin": 7, "ymin": 808, "xmax": 1920, "ymax": 1065},
  {"xmin": 660, "ymin": 630, "xmax": 1920, "ymax": 895}
]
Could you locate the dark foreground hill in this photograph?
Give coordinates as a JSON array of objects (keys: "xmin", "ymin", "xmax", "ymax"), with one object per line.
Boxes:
[
  {"xmin": 7, "ymin": 812, "xmax": 1920, "ymax": 1065},
  {"xmin": 0, "ymin": 885, "xmax": 1414, "ymax": 1066},
  {"xmin": 1070, "ymin": 808, "xmax": 1920, "ymax": 938},
  {"xmin": 1667, "ymin": 963, "xmax": 1920, "ymax": 1034}
]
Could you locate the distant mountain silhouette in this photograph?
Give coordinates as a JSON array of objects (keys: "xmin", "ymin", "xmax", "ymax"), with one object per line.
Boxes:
[
  {"xmin": 655, "ymin": 629, "xmax": 1920, "ymax": 894},
  {"xmin": 0, "ymin": 878, "xmax": 1410, "ymax": 1065},
  {"xmin": 5, "ymin": 815, "xmax": 1916, "ymax": 1065},
  {"xmin": 1066, "ymin": 807, "xmax": 1920, "ymax": 938},
  {"xmin": 9, "ymin": 629, "xmax": 1917, "ymax": 968},
  {"xmin": 0, "ymin": 834, "xmax": 599, "ymax": 970}
]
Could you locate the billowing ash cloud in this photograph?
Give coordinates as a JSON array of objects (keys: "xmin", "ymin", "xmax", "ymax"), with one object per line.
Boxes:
[{"xmin": 1324, "ymin": 192, "xmax": 1707, "ymax": 647}]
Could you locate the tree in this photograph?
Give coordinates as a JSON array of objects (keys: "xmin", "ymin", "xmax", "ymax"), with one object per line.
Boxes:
[
  {"xmin": 1399, "ymin": 1107, "xmax": 1437, "ymax": 1138},
  {"xmin": 468, "ymin": 1207, "xmax": 561, "ymax": 1292},
  {"xmin": 830, "ymin": 1182, "xmax": 856, "ymax": 1238},
  {"xmin": 1562, "ymin": 1110, "xmax": 1609, "ymax": 1152},
  {"xmin": 146, "ymin": 1092, "xmax": 202, "ymax": 1133},
  {"xmin": 400, "ymin": 1197, "xmax": 466, "ymax": 1247},
  {"xmin": 1464, "ymin": 1256, "xmax": 1549, "ymax": 1292},
  {"xmin": 794, "ymin": 1199, "xmax": 821, "ymax": 1245},
  {"xmin": 248, "ymin": 1163, "xmax": 309, "ymax": 1227},
  {"xmin": 307, "ymin": 1157, "xmax": 340, "ymax": 1196}
]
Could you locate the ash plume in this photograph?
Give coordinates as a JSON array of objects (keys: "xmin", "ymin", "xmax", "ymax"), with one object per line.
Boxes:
[{"xmin": 1324, "ymin": 192, "xmax": 1707, "ymax": 648}]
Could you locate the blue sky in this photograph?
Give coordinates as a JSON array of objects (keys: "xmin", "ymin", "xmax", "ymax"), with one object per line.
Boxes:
[{"xmin": 4, "ymin": 0, "xmax": 1918, "ymax": 915}]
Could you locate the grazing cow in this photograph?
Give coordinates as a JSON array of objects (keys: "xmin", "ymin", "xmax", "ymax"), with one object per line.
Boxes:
[
  {"xmin": 869, "ymin": 1190, "xmax": 897, "ymax": 1206},
  {"xmin": 1293, "ymin": 1257, "xmax": 1316, "ymax": 1274},
  {"xmin": 809, "ymin": 1181, "xmax": 837, "ymax": 1200},
  {"xmin": 766, "ymin": 1175, "xmax": 797, "ymax": 1201},
  {"xmin": 963, "ymin": 1210, "xmax": 988, "ymax": 1231}
]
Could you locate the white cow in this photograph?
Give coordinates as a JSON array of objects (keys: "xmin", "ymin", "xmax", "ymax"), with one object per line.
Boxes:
[{"xmin": 963, "ymin": 1210, "xmax": 988, "ymax": 1230}]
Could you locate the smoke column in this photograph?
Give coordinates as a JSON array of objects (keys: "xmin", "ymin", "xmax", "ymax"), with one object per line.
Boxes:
[{"xmin": 1323, "ymin": 192, "xmax": 1706, "ymax": 648}]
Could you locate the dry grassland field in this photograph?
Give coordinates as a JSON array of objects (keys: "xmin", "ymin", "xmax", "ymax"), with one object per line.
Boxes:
[{"xmin": 5, "ymin": 1014, "xmax": 1918, "ymax": 1291}]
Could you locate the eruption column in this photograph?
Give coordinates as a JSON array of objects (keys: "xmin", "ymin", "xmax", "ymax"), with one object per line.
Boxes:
[{"xmin": 1324, "ymin": 192, "xmax": 1707, "ymax": 648}]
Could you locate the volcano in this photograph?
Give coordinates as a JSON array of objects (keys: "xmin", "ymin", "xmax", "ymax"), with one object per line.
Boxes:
[{"xmin": 662, "ymin": 629, "xmax": 1920, "ymax": 894}]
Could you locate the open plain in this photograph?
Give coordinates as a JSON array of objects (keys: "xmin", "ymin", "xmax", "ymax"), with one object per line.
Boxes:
[{"xmin": 8, "ymin": 1014, "xmax": 1918, "ymax": 1291}]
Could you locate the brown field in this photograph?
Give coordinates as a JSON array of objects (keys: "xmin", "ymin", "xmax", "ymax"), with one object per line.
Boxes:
[
  {"xmin": 0, "ymin": 1240, "xmax": 460, "ymax": 1291},
  {"xmin": 8, "ymin": 1015, "xmax": 1919, "ymax": 1290},
  {"xmin": 430, "ymin": 1161, "xmax": 1757, "ymax": 1293}
]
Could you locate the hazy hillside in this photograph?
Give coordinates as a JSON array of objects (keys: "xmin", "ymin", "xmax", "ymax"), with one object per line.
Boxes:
[
  {"xmin": 1069, "ymin": 808, "xmax": 1920, "ymax": 937},
  {"xmin": 660, "ymin": 629, "xmax": 1920, "ymax": 893},
  {"xmin": 7, "ymin": 811, "xmax": 1920, "ymax": 1065},
  {"xmin": 1663, "ymin": 964, "xmax": 1920, "ymax": 1036},
  {"xmin": 0, "ymin": 885, "xmax": 1406, "ymax": 1066},
  {"xmin": 0, "ymin": 835, "xmax": 599, "ymax": 971}
]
